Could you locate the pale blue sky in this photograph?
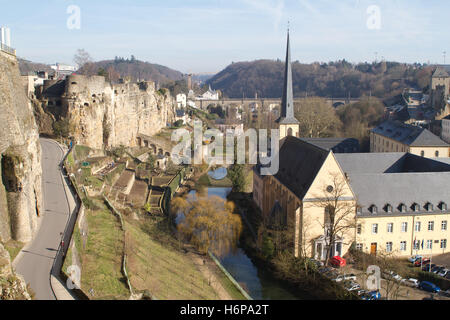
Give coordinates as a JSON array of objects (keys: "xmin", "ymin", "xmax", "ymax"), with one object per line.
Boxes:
[{"xmin": 0, "ymin": 0, "xmax": 449, "ymax": 73}]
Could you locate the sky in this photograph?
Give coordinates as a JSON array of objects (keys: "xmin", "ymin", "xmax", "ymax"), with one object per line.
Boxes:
[{"xmin": 0, "ymin": 0, "xmax": 449, "ymax": 73}]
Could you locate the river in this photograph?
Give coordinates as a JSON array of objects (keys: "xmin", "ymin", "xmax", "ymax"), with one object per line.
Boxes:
[{"xmin": 188, "ymin": 186, "xmax": 302, "ymax": 300}]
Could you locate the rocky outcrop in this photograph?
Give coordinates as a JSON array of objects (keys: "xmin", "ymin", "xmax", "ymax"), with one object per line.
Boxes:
[
  {"xmin": 0, "ymin": 51, "xmax": 43, "ymax": 243},
  {"xmin": 36, "ymin": 75, "xmax": 177, "ymax": 150},
  {"xmin": 0, "ymin": 243, "xmax": 31, "ymax": 300}
]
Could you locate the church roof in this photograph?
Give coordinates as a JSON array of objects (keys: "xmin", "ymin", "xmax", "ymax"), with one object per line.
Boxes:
[
  {"xmin": 276, "ymin": 31, "xmax": 299, "ymax": 125},
  {"xmin": 273, "ymin": 136, "xmax": 329, "ymax": 200}
]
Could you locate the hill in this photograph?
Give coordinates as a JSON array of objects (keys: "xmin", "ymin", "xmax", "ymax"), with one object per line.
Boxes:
[
  {"xmin": 18, "ymin": 58, "xmax": 53, "ymax": 75},
  {"xmin": 207, "ymin": 59, "xmax": 434, "ymax": 99},
  {"xmin": 84, "ymin": 57, "xmax": 184, "ymax": 84}
]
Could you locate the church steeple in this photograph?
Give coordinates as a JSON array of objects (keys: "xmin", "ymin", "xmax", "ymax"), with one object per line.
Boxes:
[{"xmin": 277, "ymin": 29, "xmax": 299, "ymax": 140}]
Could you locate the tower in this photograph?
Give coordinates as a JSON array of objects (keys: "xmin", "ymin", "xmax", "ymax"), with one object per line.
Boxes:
[{"xmin": 276, "ymin": 29, "xmax": 299, "ymax": 141}]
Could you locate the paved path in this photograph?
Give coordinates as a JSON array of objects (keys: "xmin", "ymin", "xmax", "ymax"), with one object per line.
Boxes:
[{"xmin": 13, "ymin": 138, "xmax": 77, "ymax": 300}]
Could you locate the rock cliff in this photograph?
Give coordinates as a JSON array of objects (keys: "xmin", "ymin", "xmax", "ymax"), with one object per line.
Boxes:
[
  {"xmin": 0, "ymin": 243, "xmax": 31, "ymax": 300},
  {"xmin": 36, "ymin": 75, "xmax": 177, "ymax": 150},
  {"xmin": 0, "ymin": 51, "xmax": 43, "ymax": 243}
]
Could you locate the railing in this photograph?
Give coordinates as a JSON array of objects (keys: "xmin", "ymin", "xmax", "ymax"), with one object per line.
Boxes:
[{"xmin": 0, "ymin": 43, "xmax": 16, "ymax": 56}]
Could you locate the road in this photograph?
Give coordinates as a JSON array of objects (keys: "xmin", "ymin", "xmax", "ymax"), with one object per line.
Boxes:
[{"xmin": 13, "ymin": 138, "xmax": 76, "ymax": 300}]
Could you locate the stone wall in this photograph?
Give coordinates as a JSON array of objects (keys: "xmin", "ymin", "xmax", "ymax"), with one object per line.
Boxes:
[
  {"xmin": 37, "ymin": 75, "xmax": 176, "ymax": 150},
  {"xmin": 0, "ymin": 51, "xmax": 43, "ymax": 243}
]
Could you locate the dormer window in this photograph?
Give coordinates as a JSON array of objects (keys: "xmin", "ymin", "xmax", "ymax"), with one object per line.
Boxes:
[
  {"xmin": 384, "ymin": 204, "xmax": 393, "ymax": 213},
  {"xmin": 356, "ymin": 207, "xmax": 362, "ymax": 215},
  {"xmin": 369, "ymin": 205, "xmax": 378, "ymax": 214},
  {"xmin": 425, "ymin": 203, "xmax": 433, "ymax": 212},
  {"xmin": 411, "ymin": 203, "xmax": 420, "ymax": 212},
  {"xmin": 398, "ymin": 204, "xmax": 407, "ymax": 213},
  {"xmin": 439, "ymin": 202, "xmax": 448, "ymax": 211}
]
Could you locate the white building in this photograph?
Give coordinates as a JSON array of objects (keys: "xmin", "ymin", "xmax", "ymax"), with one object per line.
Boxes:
[
  {"xmin": 176, "ymin": 94, "xmax": 187, "ymax": 108},
  {"xmin": 442, "ymin": 117, "xmax": 450, "ymax": 144},
  {"xmin": 0, "ymin": 26, "xmax": 11, "ymax": 47},
  {"xmin": 196, "ymin": 86, "xmax": 219, "ymax": 101},
  {"xmin": 51, "ymin": 63, "xmax": 77, "ymax": 79}
]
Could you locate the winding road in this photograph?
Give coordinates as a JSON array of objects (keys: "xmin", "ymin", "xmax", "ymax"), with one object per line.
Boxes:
[{"xmin": 13, "ymin": 138, "xmax": 77, "ymax": 300}]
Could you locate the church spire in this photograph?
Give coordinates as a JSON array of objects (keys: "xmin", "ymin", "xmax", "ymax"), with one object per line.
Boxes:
[{"xmin": 276, "ymin": 29, "xmax": 299, "ymax": 125}]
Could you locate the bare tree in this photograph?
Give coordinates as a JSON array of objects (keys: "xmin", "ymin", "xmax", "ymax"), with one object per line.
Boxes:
[
  {"xmin": 74, "ymin": 49, "xmax": 96, "ymax": 76},
  {"xmin": 311, "ymin": 172, "xmax": 356, "ymax": 266},
  {"xmin": 294, "ymin": 97, "xmax": 342, "ymax": 138}
]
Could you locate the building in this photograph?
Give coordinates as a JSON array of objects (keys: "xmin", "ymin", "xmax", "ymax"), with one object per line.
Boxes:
[
  {"xmin": 442, "ymin": 115, "xmax": 450, "ymax": 144},
  {"xmin": 215, "ymin": 119, "xmax": 244, "ymax": 135},
  {"xmin": 252, "ymin": 31, "xmax": 450, "ymax": 261},
  {"xmin": 197, "ymin": 86, "xmax": 219, "ymax": 101},
  {"xmin": 176, "ymin": 93, "xmax": 187, "ymax": 108},
  {"xmin": 337, "ymin": 152, "xmax": 450, "ymax": 257},
  {"xmin": 0, "ymin": 26, "xmax": 11, "ymax": 47},
  {"xmin": 175, "ymin": 109, "xmax": 189, "ymax": 125},
  {"xmin": 50, "ymin": 63, "xmax": 76, "ymax": 79},
  {"xmin": 370, "ymin": 120, "xmax": 449, "ymax": 158},
  {"xmin": 300, "ymin": 138, "xmax": 360, "ymax": 154}
]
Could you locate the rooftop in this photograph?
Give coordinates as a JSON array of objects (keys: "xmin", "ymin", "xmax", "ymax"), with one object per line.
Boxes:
[{"xmin": 371, "ymin": 120, "xmax": 448, "ymax": 147}]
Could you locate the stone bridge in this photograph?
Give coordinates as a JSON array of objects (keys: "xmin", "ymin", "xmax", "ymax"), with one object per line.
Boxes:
[
  {"xmin": 136, "ymin": 133, "xmax": 173, "ymax": 157},
  {"xmin": 194, "ymin": 97, "xmax": 361, "ymax": 110}
]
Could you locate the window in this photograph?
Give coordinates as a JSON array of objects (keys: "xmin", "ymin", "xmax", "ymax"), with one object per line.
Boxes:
[
  {"xmin": 370, "ymin": 205, "xmax": 378, "ymax": 214},
  {"xmin": 385, "ymin": 204, "xmax": 393, "ymax": 213},
  {"xmin": 357, "ymin": 224, "xmax": 362, "ymax": 235},
  {"xmin": 400, "ymin": 241, "xmax": 407, "ymax": 251},
  {"xmin": 387, "ymin": 223, "xmax": 394, "ymax": 233},
  {"xmin": 386, "ymin": 242, "xmax": 393, "ymax": 252},
  {"xmin": 421, "ymin": 151, "xmax": 425, "ymax": 157},
  {"xmin": 439, "ymin": 202, "xmax": 447, "ymax": 211},
  {"xmin": 401, "ymin": 222, "xmax": 408, "ymax": 233},
  {"xmin": 356, "ymin": 243, "xmax": 363, "ymax": 251},
  {"xmin": 399, "ymin": 204, "xmax": 407, "ymax": 213},
  {"xmin": 372, "ymin": 224, "xmax": 378, "ymax": 234},
  {"xmin": 412, "ymin": 203, "xmax": 420, "ymax": 212},
  {"xmin": 442, "ymin": 221, "xmax": 448, "ymax": 231},
  {"xmin": 415, "ymin": 221, "xmax": 421, "ymax": 232},
  {"xmin": 428, "ymin": 221, "xmax": 434, "ymax": 231},
  {"xmin": 425, "ymin": 203, "xmax": 433, "ymax": 212},
  {"xmin": 435, "ymin": 151, "xmax": 439, "ymax": 157},
  {"xmin": 413, "ymin": 240, "xmax": 420, "ymax": 250},
  {"xmin": 426, "ymin": 240, "xmax": 433, "ymax": 249},
  {"xmin": 441, "ymin": 239, "xmax": 447, "ymax": 249}
]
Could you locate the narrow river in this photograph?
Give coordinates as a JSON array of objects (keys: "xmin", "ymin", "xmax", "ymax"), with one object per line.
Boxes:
[{"xmin": 188, "ymin": 186, "xmax": 302, "ymax": 300}]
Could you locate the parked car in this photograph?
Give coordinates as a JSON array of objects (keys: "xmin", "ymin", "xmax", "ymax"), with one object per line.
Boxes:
[
  {"xmin": 331, "ymin": 274, "xmax": 357, "ymax": 282},
  {"xmin": 414, "ymin": 258, "xmax": 430, "ymax": 267},
  {"xmin": 401, "ymin": 278, "xmax": 420, "ymax": 288},
  {"xmin": 445, "ymin": 273, "xmax": 450, "ymax": 280},
  {"xmin": 343, "ymin": 281, "xmax": 361, "ymax": 292},
  {"xmin": 438, "ymin": 269, "xmax": 448, "ymax": 277},
  {"xmin": 384, "ymin": 271, "xmax": 402, "ymax": 281},
  {"xmin": 329, "ymin": 256, "xmax": 347, "ymax": 268},
  {"xmin": 309, "ymin": 258, "xmax": 324, "ymax": 268},
  {"xmin": 419, "ymin": 281, "xmax": 441, "ymax": 293},
  {"xmin": 408, "ymin": 255, "xmax": 423, "ymax": 263},
  {"xmin": 361, "ymin": 291, "xmax": 381, "ymax": 300},
  {"xmin": 431, "ymin": 266, "xmax": 445, "ymax": 274},
  {"xmin": 422, "ymin": 264, "xmax": 436, "ymax": 272}
]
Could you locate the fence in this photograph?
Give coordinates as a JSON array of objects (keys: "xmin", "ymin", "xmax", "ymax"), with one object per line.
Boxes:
[{"xmin": 0, "ymin": 43, "xmax": 16, "ymax": 56}]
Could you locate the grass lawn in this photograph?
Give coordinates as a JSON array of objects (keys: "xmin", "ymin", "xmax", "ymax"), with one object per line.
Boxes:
[
  {"xmin": 4, "ymin": 240, "xmax": 25, "ymax": 262},
  {"xmin": 77, "ymin": 208, "xmax": 130, "ymax": 300},
  {"xmin": 124, "ymin": 216, "xmax": 221, "ymax": 300}
]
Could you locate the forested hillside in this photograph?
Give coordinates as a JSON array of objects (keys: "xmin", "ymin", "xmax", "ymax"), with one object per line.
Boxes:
[{"xmin": 207, "ymin": 59, "xmax": 433, "ymax": 99}]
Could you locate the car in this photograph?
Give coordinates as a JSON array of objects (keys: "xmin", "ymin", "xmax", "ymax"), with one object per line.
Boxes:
[
  {"xmin": 419, "ymin": 281, "xmax": 441, "ymax": 293},
  {"xmin": 445, "ymin": 272, "xmax": 450, "ymax": 280},
  {"xmin": 408, "ymin": 255, "xmax": 423, "ymax": 263},
  {"xmin": 422, "ymin": 264, "xmax": 436, "ymax": 272},
  {"xmin": 438, "ymin": 269, "xmax": 448, "ymax": 277},
  {"xmin": 414, "ymin": 258, "xmax": 430, "ymax": 267},
  {"xmin": 440, "ymin": 289, "xmax": 450, "ymax": 298},
  {"xmin": 357, "ymin": 289, "xmax": 368, "ymax": 296},
  {"xmin": 318, "ymin": 267, "xmax": 332, "ymax": 274},
  {"xmin": 309, "ymin": 258, "xmax": 324, "ymax": 268},
  {"xmin": 361, "ymin": 291, "xmax": 381, "ymax": 300},
  {"xmin": 329, "ymin": 256, "xmax": 347, "ymax": 268},
  {"xmin": 343, "ymin": 281, "xmax": 361, "ymax": 292},
  {"xmin": 331, "ymin": 274, "xmax": 357, "ymax": 282},
  {"xmin": 431, "ymin": 266, "xmax": 444, "ymax": 274},
  {"xmin": 402, "ymin": 278, "xmax": 420, "ymax": 288},
  {"xmin": 384, "ymin": 271, "xmax": 402, "ymax": 281}
]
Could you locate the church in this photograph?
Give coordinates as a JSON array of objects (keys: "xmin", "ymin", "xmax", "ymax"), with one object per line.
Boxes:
[{"xmin": 253, "ymin": 32, "xmax": 450, "ymax": 260}]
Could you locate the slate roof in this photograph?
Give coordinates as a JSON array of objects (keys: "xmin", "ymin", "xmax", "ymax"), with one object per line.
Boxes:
[
  {"xmin": 372, "ymin": 120, "xmax": 448, "ymax": 147},
  {"xmin": 432, "ymin": 66, "xmax": 450, "ymax": 78},
  {"xmin": 273, "ymin": 136, "xmax": 329, "ymax": 200},
  {"xmin": 335, "ymin": 153, "xmax": 450, "ymax": 216},
  {"xmin": 300, "ymin": 138, "xmax": 360, "ymax": 153}
]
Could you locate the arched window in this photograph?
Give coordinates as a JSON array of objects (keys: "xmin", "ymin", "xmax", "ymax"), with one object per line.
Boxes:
[
  {"xmin": 420, "ymin": 151, "xmax": 425, "ymax": 157},
  {"xmin": 398, "ymin": 203, "xmax": 407, "ymax": 213},
  {"xmin": 287, "ymin": 128, "xmax": 293, "ymax": 137},
  {"xmin": 435, "ymin": 151, "xmax": 440, "ymax": 157},
  {"xmin": 369, "ymin": 205, "xmax": 378, "ymax": 214},
  {"xmin": 439, "ymin": 202, "xmax": 448, "ymax": 211},
  {"xmin": 425, "ymin": 202, "xmax": 433, "ymax": 212},
  {"xmin": 384, "ymin": 204, "xmax": 393, "ymax": 213},
  {"xmin": 411, "ymin": 203, "xmax": 420, "ymax": 212}
]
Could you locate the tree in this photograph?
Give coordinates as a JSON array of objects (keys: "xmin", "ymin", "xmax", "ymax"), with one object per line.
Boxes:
[
  {"xmin": 228, "ymin": 164, "xmax": 246, "ymax": 193},
  {"xmin": 294, "ymin": 98, "xmax": 342, "ymax": 138},
  {"xmin": 172, "ymin": 196, "xmax": 243, "ymax": 257},
  {"xmin": 74, "ymin": 49, "xmax": 92, "ymax": 69},
  {"xmin": 311, "ymin": 172, "xmax": 357, "ymax": 266}
]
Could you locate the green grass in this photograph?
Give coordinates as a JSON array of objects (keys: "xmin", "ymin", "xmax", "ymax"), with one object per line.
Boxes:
[
  {"xmin": 214, "ymin": 268, "xmax": 247, "ymax": 300},
  {"xmin": 124, "ymin": 216, "xmax": 220, "ymax": 300},
  {"xmin": 4, "ymin": 240, "xmax": 25, "ymax": 262},
  {"xmin": 77, "ymin": 209, "xmax": 129, "ymax": 300},
  {"xmin": 74, "ymin": 145, "xmax": 91, "ymax": 161}
]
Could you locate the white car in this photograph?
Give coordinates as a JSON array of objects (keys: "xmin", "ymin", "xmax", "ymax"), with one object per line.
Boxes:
[
  {"xmin": 386, "ymin": 271, "xmax": 402, "ymax": 281},
  {"xmin": 408, "ymin": 255, "xmax": 422, "ymax": 263},
  {"xmin": 332, "ymin": 274, "xmax": 357, "ymax": 282},
  {"xmin": 344, "ymin": 281, "xmax": 361, "ymax": 292},
  {"xmin": 438, "ymin": 269, "xmax": 448, "ymax": 277},
  {"xmin": 402, "ymin": 278, "xmax": 420, "ymax": 288}
]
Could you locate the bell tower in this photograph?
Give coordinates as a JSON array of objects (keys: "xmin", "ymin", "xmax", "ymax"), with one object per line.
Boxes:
[{"xmin": 276, "ymin": 29, "xmax": 299, "ymax": 141}]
